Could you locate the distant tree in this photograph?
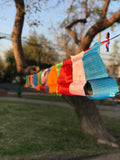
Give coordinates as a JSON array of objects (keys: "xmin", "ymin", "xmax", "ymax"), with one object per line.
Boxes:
[
  {"xmin": 0, "ymin": 56, "xmax": 5, "ymax": 82},
  {"xmin": 4, "ymin": 33, "xmax": 59, "ymax": 80},
  {"xmin": 4, "ymin": 49, "xmax": 17, "ymax": 82},
  {"xmin": 23, "ymin": 33, "xmax": 60, "ymax": 69},
  {"xmin": 55, "ymin": 32, "xmax": 77, "ymax": 59}
]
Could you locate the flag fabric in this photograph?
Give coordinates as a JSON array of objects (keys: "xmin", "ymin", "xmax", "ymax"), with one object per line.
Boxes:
[
  {"xmin": 24, "ymin": 41, "xmax": 119, "ymax": 100},
  {"xmin": 69, "ymin": 51, "xmax": 86, "ymax": 96}
]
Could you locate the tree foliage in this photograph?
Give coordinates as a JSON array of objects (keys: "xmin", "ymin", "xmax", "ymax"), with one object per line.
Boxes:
[
  {"xmin": 4, "ymin": 49, "xmax": 17, "ymax": 82},
  {"xmin": 24, "ymin": 0, "xmax": 47, "ymax": 26},
  {"xmin": 55, "ymin": 32, "xmax": 77, "ymax": 59},
  {"xmin": 3, "ymin": 33, "xmax": 59, "ymax": 82},
  {"xmin": 23, "ymin": 32, "xmax": 60, "ymax": 68},
  {"xmin": 0, "ymin": 56, "xmax": 5, "ymax": 82}
]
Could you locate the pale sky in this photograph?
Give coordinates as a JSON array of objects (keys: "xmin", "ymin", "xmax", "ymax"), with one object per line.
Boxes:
[
  {"xmin": 0, "ymin": 0, "xmax": 120, "ymax": 65},
  {"xmin": 0, "ymin": 0, "xmax": 66, "ymax": 57}
]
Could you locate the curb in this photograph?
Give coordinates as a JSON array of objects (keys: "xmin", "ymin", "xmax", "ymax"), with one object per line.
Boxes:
[{"xmin": 25, "ymin": 150, "xmax": 120, "ymax": 160}]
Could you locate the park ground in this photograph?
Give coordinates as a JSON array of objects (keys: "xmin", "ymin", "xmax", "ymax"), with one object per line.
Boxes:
[{"xmin": 0, "ymin": 91, "xmax": 120, "ymax": 160}]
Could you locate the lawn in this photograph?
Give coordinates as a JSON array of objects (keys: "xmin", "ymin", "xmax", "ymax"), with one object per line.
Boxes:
[
  {"xmin": 23, "ymin": 94, "xmax": 64, "ymax": 102},
  {"xmin": 0, "ymin": 100, "xmax": 119, "ymax": 160}
]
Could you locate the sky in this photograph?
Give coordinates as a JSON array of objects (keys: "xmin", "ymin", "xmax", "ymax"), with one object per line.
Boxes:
[
  {"xmin": 0, "ymin": 0, "xmax": 66, "ymax": 57},
  {"xmin": 0, "ymin": 0, "xmax": 120, "ymax": 65}
]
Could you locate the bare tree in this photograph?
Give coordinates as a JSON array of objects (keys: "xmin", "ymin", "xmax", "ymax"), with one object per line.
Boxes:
[
  {"xmin": 11, "ymin": 0, "xmax": 120, "ymax": 147},
  {"xmin": 55, "ymin": 32, "xmax": 76, "ymax": 59},
  {"xmin": 63, "ymin": 0, "xmax": 120, "ymax": 147}
]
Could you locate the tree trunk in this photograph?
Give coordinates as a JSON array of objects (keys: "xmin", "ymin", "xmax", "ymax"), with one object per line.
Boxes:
[
  {"xmin": 11, "ymin": 0, "xmax": 40, "ymax": 74},
  {"xmin": 63, "ymin": 95, "xmax": 118, "ymax": 147},
  {"xmin": 11, "ymin": 0, "xmax": 27, "ymax": 73},
  {"xmin": 63, "ymin": 28, "xmax": 118, "ymax": 147}
]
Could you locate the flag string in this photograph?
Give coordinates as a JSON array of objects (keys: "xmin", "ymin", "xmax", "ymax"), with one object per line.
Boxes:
[{"xmin": 84, "ymin": 33, "xmax": 120, "ymax": 53}]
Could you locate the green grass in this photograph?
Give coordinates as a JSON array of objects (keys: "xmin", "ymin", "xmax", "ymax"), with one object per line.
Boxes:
[
  {"xmin": 23, "ymin": 94, "xmax": 64, "ymax": 102},
  {"xmin": 0, "ymin": 101, "xmax": 119, "ymax": 159},
  {"xmin": 102, "ymin": 116, "xmax": 120, "ymax": 146}
]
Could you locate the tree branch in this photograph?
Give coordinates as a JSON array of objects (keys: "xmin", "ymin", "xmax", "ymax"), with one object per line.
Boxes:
[
  {"xmin": 75, "ymin": 9, "xmax": 120, "ymax": 54},
  {"xmin": 84, "ymin": 0, "xmax": 89, "ymax": 18},
  {"xmin": 65, "ymin": 27, "xmax": 80, "ymax": 45},
  {"xmin": 82, "ymin": 9, "xmax": 120, "ymax": 41},
  {"xmin": 108, "ymin": 9, "xmax": 120, "ymax": 24},
  {"xmin": 101, "ymin": 0, "xmax": 110, "ymax": 19},
  {"xmin": 65, "ymin": 18, "xmax": 87, "ymax": 45},
  {"xmin": 66, "ymin": 18, "xmax": 87, "ymax": 29}
]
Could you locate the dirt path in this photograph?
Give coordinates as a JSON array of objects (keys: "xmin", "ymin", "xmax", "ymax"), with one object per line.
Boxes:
[
  {"xmin": 0, "ymin": 96, "xmax": 72, "ymax": 108},
  {"xmin": 0, "ymin": 96, "xmax": 120, "ymax": 119},
  {"xmin": 88, "ymin": 151, "xmax": 120, "ymax": 160},
  {"xmin": 98, "ymin": 105, "xmax": 120, "ymax": 119}
]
